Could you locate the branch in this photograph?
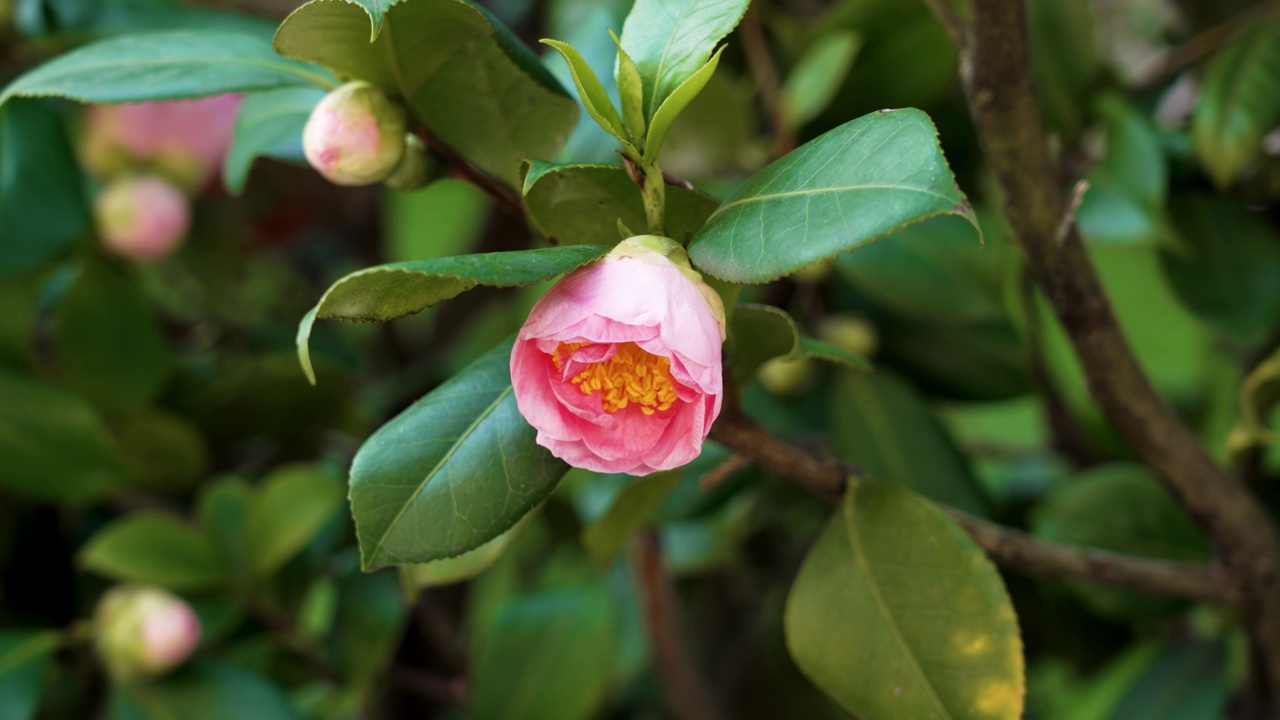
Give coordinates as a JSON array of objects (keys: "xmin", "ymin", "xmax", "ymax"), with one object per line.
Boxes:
[
  {"xmin": 1129, "ymin": 0, "xmax": 1280, "ymax": 92},
  {"xmin": 708, "ymin": 408, "xmax": 1239, "ymax": 605},
  {"xmin": 739, "ymin": 5, "xmax": 792, "ymax": 156},
  {"xmin": 921, "ymin": 0, "xmax": 968, "ymax": 51},
  {"xmin": 630, "ymin": 530, "xmax": 722, "ymax": 720},
  {"xmin": 414, "ymin": 128, "xmax": 524, "ymax": 220},
  {"xmin": 930, "ymin": 0, "xmax": 1280, "ymax": 701}
]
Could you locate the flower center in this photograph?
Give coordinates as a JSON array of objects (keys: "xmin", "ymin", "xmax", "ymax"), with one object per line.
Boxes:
[{"xmin": 551, "ymin": 342, "xmax": 679, "ymax": 415}]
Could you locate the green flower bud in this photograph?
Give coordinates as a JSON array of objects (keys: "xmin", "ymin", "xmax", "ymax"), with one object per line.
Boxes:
[
  {"xmin": 384, "ymin": 134, "xmax": 431, "ymax": 191},
  {"xmin": 93, "ymin": 585, "xmax": 201, "ymax": 682}
]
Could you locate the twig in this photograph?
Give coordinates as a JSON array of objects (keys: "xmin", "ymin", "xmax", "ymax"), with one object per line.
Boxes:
[
  {"xmin": 415, "ymin": 128, "xmax": 525, "ymax": 220},
  {"xmin": 700, "ymin": 453, "xmax": 751, "ymax": 491},
  {"xmin": 1130, "ymin": 0, "xmax": 1280, "ymax": 92},
  {"xmin": 739, "ymin": 5, "xmax": 792, "ymax": 157},
  {"xmin": 937, "ymin": 0, "xmax": 1280, "ymax": 706},
  {"xmin": 921, "ymin": 0, "xmax": 968, "ymax": 51},
  {"xmin": 387, "ymin": 665, "xmax": 467, "ymax": 705},
  {"xmin": 707, "ymin": 407, "xmax": 1239, "ymax": 605},
  {"xmin": 631, "ymin": 530, "xmax": 722, "ymax": 720}
]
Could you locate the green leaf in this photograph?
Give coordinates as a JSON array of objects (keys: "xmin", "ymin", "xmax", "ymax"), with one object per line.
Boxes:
[
  {"xmin": 223, "ymin": 87, "xmax": 325, "ymax": 194},
  {"xmin": 350, "ymin": 339, "xmax": 567, "ymax": 569},
  {"xmin": 1027, "ymin": 0, "xmax": 1097, "ymax": 138},
  {"xmin": 52, "ymin": 261, "xmax": 171, "ymax": 414},
  {"xmin": 1032, "ymin": 465, "xmax": 1210, "ymax": 619},
  {"xmin": 0, "ymin": 30, "xmax": 332, "ymax": 106},
  {"xmin": 402, "ymin": 512, "xmax": 534, "ymax": 589},
  {"xmin": 0, "ymin": 631, "xmax": 61, "ymax": 720},
  {"xmin": 296, "ymin": 245, "xmax": 606, "ymax": 383},
  {"xmin": 0, "ymin": 370, "xmax": 125, "ymax": 502},
  {"xmin": 243, "ymin": 464, "xmax": 345, "ymax": 578},
  {"xmin": 618, "ymin": 0, "xmax": 749, "ymax": 119},
  {"xmin": 781, "ymin": 30, "xmax": 861, "ymax": 130},
  {"xmin": 413, "ymin": 37, "xmax": 578, "ymax": 188},
  {"xmin": 1108, "ymin": 642, "xmax": 1227, "ymax": 720},
  {"xmin": 196, "ymin": 477, "xmax": 253, "ymax": 572},
  {"xmin": 1077, "ymin": 97, "xmax": 1168, "ymax": 246},
  {"xmin": 272, "ymin": 0, "xmax": 489, "ymax": 97},
  {"xmin": 785, "ymin": 482, "xmax": 1024, "ymax": 720},
  {"xmin": 0, "ymin": 100, "xmax": 88, "ymax": 279},
  {"xmin": 116, "ymin": 408, "xmax": 209, "ymax": 493},
  {"xmin": 332, "ymin": 570, "xmax": 407, "ymax": 690},
  {"xmin": 581, "ymin": 470, "xmax": 681, "ymax": 568},
  {"xmin": 829, "ymin": 368, "xmax": 990, "ymax": 515},
  {"xmin": 80, "ymin": 513, "xmax": 230, "ymax": 591},
  {"xmin": 688, "ymin": 108, "xmax": 979, "ymax": 283},
  {"xmin": 1160, "ymin": 193, "xmax": 1280, "ymax": 344},
  {"xmin": 729, "ymin": 304, "xmax": 869, "ymax": 388},
  {"xmin": 471, "ymin": 587, "xmax": 616, "ymax": 720},
  {"xmin": 643, "ymin": 46, "xmax": 723, "ymax": 163},
  {"xmin": 111, "ymin": 660, "xmax": 305, "ymax": 720},
  {"xmin": 521, "ymin": 162, "xmax": 718, "ymax": 246},
  {"xmin": 1191, "ymin": 18, "xmax": 1280, "ymax": 186},
  {"xmin": 541, "ymin": 39, "xmax": 629, "ymax": 144},
  {"xmin": 612, "ymin": 32, "xmax": 646, "ymax": 141}
]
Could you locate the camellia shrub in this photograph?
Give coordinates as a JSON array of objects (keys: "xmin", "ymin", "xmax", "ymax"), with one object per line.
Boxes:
[{"xmin": 2, "ymin": 0, "xmax": 1280, "ymax": 718}]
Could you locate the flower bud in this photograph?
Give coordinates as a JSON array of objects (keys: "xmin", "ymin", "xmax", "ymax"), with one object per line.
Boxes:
[
  {"xmin": 384, "ymin": 134, "xmax": 431, "ymax": 191},
  {"xmin": 511, "ymin": 235, "xmax": 725, "ymax": 475},
  {"xmin": 93, "ymin": 586, "xmax": 201, "ymax": 682},
  {"xmin": 817, "ymin": 314, "xmax": 879, "ymax": 359},
  {"xmin": 303, "ymin": 82, "xmax": 408, "ymax": 186},
  {"xmin": 94, "ymin": 176, "xmax": 190, "ymax": 261},
  {"xmin": 81, "ymin": 95, "xmax": 242, "ymax": 191},
  {"xmin": 759, "ymin": 356, "xmax": 816, "ymax": 397}
]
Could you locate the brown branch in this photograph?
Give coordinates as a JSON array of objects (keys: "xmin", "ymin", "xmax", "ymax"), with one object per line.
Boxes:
[
  {"xmin": 739, "ymin": 5, "xmax": 792, "ymax": 157},
  {"xmin": 935, "ymin": 0, "xmax": 1280, "ymax": 706},
  {"xmin": 414, "ymin": 128, "xmax": 525, "ymax": 220},
  {"xmin": 708, "ymin": 407, "xmax": 1239, "ymax": 605},
  {"xmin": 1129, "ymin": 0, "xmax": 1280, "ymax": 92},
  {"xmin": 630, "ymin": 530, "xmax": 722, "ymax": 720},
  {"xmin": 387, "ymin": 665, "xmax": 467, "ymax": 705}
]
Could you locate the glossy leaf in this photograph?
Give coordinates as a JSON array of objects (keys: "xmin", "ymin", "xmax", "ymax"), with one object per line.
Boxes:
[
  {"xmin": 613, "ymin": 32, "xmax": 646, "ymax": 141},
  {"xmin": 52, "ymin": 261, "xmax": 171, "ymax": 414},
  {"xmin": 542, "ymin": 39, "xmax": 628, "ymax": 143},
  {"xmin": 243, "ymin": 464, "xmax": 345, "ymax": 578},
  {"xmin": 581, "ymin": 470, "xmax": 681, "ymax": 568},
  {"xmin": 643, "ymin": 47, "xmax": 722, "ymax": 163},
  {"xmin": 272, "ymin": 0, "xmax": 489, "ymax": 96},
  {"xmin": 413, "ymin": 37, "xmax": 578, "ymax": 188},
  {"xmin": 0, "ymin": 370, "xmax": 125, "ymax": 502},
  {"xmin": 1032, "ymin": 465, "xmax": 1210, "ymax": 619},
  {"xmin": 297, "ymin": 245, "xmax": 607, "ymax": 383},
  {"xmin": 1191, "ymin": 18, "xmax": 1280, "ymax": 187},
  {"xmin": 471, "ymin": 587, "xmax": 616, "ymax": 720},
  {"xmin": 1108, "ymin": 642, "xmax": 1227, "ymax": 720},
  {"xmin": 829, "ymin": 369, "xmax": 989, "ymax": 515},
  {"xmin": 80, "ymin": 514, "xmax": 230, "ymax": 591},
  {"xmin": 785, "ymin": 482, "xmax": 1024, "ymax": 720},
  {"xmin": 0, "ymin": 30, "xmax": 332, "ymax": 106},
  {"xmin": 781, "ymin": 30, "xmax": 861, "ymax": 129},
  {"xmin": 1160, "ymin": 193, "xmax": 1280, "ymax": 344},
  {"xmin": 730, "ymin": 304, "xmax": 869, "ymax": 388},
  {"xmin": 688, "ymin": 108, "xmax": 979, "ymax": 283},
  {"xmin": 350, "ymin": 339, "xmax": 567, "ymax": 569},
  {"xmin": 521, "ymin": 162, "xmax": 718, "ymax": 246},
  {"xmin": 0, "ymin": 100, "xmax": 88, "ymax": 279},
  {"xmin": 223, "ymin": 87, "xmax": 325, "ymax": 194},
  {"xmin": 618, "ymin": 0, "xmax": 749, "ymax": 118},
  {"xmin": 110, "ymin": 660, "xmax": 305, "ymax": 720},
  {"xmin": 0, "ymin": 631, "xmax": 61, "ymax": 720}
]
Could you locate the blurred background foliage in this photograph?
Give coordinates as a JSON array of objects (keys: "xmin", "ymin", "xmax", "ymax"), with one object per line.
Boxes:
[{"xmin": 1, "ymin": 0, "xmax": 1279, "ymax": 717}]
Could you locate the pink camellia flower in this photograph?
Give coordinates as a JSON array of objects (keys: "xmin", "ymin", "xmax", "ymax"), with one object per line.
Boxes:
[
  {"xmin": 303, "ymin": 81, "xmax": 408, "ymax": 186},
  {"xmin": 82, "ymin": 94, "xmax": 243, "ymax": 190},
  {"xmin": 93, "ymin": 585, "xmax": 202, "ymax": 682},
  {"xmin": 511, "ymin": 236, "xmax": 726, "ymax": 475},
  {"xmin": 94, "ymin": 175, "xmax": 191, "ymax": 261}
]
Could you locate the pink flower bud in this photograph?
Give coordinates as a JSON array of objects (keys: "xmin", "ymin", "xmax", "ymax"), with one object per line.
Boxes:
[
  {"xmin": 94, "ymin": 176, "xmax": 191, "ymax": 261},
  {"xmin": 303, "ymin": 82, "xmax": 408, "ymax": 186},
  {"xmin": 510, "ymin": 236, "xmax": 726, "ymax": 475},
  {"xmin": 82, "ymin": 95, "xmax": 242, "ymax": 190},
  {"xmin": 93, "ymin": 585, "xmax": 201, "ymax": 682}
]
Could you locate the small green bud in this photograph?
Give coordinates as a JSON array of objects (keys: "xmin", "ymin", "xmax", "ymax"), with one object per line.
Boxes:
[
  {"xmin": 759, "ymin": 356, "xmax": 817, "ymax": 397},
  {"xmin": 817, "ymin": 314, "xmax": 879, "ymax": 359},
  {"xmin": 384, "ymin": 134, "xmax": 431, "ymax": 191}
]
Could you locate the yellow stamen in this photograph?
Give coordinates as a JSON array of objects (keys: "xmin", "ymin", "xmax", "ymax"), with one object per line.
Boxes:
[{"xmin": 550, "ymin": 341, "xmax": 679, "ymax": 414}]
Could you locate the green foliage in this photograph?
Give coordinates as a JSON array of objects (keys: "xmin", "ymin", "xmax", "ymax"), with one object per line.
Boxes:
[
  {"xmin": 80, "ymin": 514, "xmax": 230, "ymax": 591},
  {"xmin": 688, "ymin": 108, "xmax": 979, "ymax": 282},
  {"xmin": 109, "ymin": 660, "xmax": 305, "ymax": 720},
  {"xmin": 0, "ymin": 632, "xmax": 61, "ymax": 720},
  {"xmin": 349, "ymin": 339, "xmax": 566, "ymax": 568},
  {"xmin": 728, "ymin": 303, "xmax": 868, "ymax": 388},
  {"xmin": 786, "ymin": 482, "xmax": 1024, "ymax": 720},
  {"xmin": 581, "ymin": 470, "xmax": 681, "ymax": 568},
  {"xmin": 223, "ymin": 87, "xmax": 324, "ymax": 194},
  {"xmin": 242, "ymin": 464, "xmax": 344, "ymax": 578},
  {"xmin": 1191, "ymin": 18, "xmax": 1280, "ymax": 187},
  {"xmin": 780, "ymin": 30, "xmax": 860, "ymax": 130}
]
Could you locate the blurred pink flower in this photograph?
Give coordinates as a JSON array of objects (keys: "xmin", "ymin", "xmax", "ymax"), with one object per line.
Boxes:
[
  {"xmin": 83, "ymin": 94, "xmax": 243, "ymax": 189},
  {"xmin": 511, "ymin": 236, "xmax": 726, "ymax": 475},
  {"xmin": 94, "ymin": 175, "xmax": 191, "ymax": 261},
  {"xmin": 93, "ymin": 585, "xmax": 201, "ymax": 682}
]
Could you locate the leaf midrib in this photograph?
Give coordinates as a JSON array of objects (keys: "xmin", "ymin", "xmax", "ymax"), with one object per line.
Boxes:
[
  {"xmin": 710, "ymin": 184, "xmax": 957, "ymax": 219},
  {"xmin": 366, "ymin": 385, "xmax": 513, "ymax": 562},
  {"xmin": 842, "ymin": 485, "xmax": 951, "ymax": 719}
]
